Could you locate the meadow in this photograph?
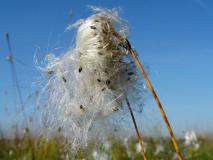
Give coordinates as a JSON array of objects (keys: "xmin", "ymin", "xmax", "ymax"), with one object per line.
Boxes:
[
  {"xmin": 1, "ymin": 3, "xmax": 213, "ymax": 160},
  {"xmin": 0, "ymin": 129, "xmax": 213, "ymax": 160}
]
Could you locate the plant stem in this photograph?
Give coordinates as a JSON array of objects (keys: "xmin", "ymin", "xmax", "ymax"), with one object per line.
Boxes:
[
  {"xmin": 129, "ymin": 48, "xmax": 183, "ymax": 160},
  {"xmin": 125, "ymin": 97, "xmax": 148, "ymax": 160},
  {"xmin": 112, "ymin": 31, "xmax": 182, "ymax": 160}
]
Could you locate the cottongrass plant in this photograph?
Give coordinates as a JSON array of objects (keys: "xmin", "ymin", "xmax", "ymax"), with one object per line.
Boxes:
[
  {"xmin": 36, "ymin": 6, "xmax": 183, "ymax": 159},
  {"xmin": 184, "ymin": 129, "xmax": 200, "ymax": 159},
  {"xmin": 37, "ymin": 6, "xmax": 146, "ymax": 153},
  {"xmin": 184, "ymin": 129, "xmax": 199, "ymax": 149}
]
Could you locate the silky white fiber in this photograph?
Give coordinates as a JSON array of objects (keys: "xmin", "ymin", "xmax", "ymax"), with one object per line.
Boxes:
[{"xmin": 37, "ymin": 6, "xmax": 146, "ymax": 150}]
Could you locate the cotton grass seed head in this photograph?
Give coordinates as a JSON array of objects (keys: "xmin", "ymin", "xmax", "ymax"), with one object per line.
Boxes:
[{"xmin": 37, "ymin": 6, "xmax": 146, "ymax": 150}]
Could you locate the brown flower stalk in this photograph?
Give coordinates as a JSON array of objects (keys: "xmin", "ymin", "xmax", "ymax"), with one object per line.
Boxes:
[
  {"xmin": 112, "ymin": 31, "xmax": 183, "ymax": 160},
  {"xmin": 125, "ymin": 97, "xmax": 148, "ymax": 160}
]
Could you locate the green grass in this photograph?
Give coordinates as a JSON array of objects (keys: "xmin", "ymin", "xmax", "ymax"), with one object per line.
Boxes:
[{"xmin": 0, "ymin": 132, "xmax": 213, "ymax": 160}]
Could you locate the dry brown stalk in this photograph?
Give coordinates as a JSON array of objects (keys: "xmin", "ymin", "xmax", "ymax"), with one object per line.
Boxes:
[
  {"xmin": 112, "ymin": 31, "xmax": 182, "ymax": 160},
  {"xmin": 128, "ymin": 48, "xmax": 182, "ymax": 160},
  {"xmin": 125, "ymin": 97, "xmax": 148, "ymax": 160}
]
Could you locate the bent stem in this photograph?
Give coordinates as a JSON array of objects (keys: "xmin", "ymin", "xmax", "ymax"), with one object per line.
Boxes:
[
  {"xmin": 128, "ymin": 48, "xmax": 182, "ymax": 160},
  {"xmin": 125, "ymin": 97, "xmax": 148, "ymax": 160},
  {"xmin": 112, "ymin": 31, "xmax": 182, "ymax": 160}
]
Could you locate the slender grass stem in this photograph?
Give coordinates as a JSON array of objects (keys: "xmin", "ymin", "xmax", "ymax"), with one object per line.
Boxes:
[
  {"xmin": 125, "ymin": 97, "xmax": 148, "ymax": 160},
  {"xmin": 5, "ymin": 32, "xmax": 28, "ymax": 128},
  {"xmin": 128, "ymin": 48, "xmax": 182, "ymax": 160},
  {"xmin": 112, "ymin": 31, "xmax": 182, "ymax": 160}
]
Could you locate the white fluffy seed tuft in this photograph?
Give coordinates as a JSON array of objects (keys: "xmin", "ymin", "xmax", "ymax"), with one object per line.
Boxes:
[{"xmin": 37, "ymin": 7, "xmax": 146, "ymax": 150}]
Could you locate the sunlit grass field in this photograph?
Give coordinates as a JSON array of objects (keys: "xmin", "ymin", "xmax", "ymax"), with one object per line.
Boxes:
[{"xmin": 0, "ymin": 130, "xmax": 213, "ymax": 160}]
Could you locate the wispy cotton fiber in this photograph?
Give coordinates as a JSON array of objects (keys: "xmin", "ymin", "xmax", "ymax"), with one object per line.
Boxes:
[{"xmin": 37, "ymin": 7, "xmax": 146, "ymax": 150}]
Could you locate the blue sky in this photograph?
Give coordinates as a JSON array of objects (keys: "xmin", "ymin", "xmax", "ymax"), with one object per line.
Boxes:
[{"xmin": 0, "ymin": 0, "xmax": 213, "ymax": 135}]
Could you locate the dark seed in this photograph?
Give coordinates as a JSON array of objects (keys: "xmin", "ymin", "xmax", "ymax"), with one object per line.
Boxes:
[
  {"xmin": 112, "ymin": 108, "xmax": 118, "ymax": 112},
  {"xmin": 102, "ymin": 29, "xmax": 107, "ymax": 34},
  {"xmin": 97, "ymin": 79, "xmax": 101, "ymax": 82},
  {"xmin": 98, "ymin": 52, "xmax": 103, "ymax": 55},
  {"xmin": 47, "ymin": 70, "xmax": 54, "ymax": 75},
  {"xmin": 79, "ymin": 67, "xmax": 82, "ymax": 72},
  {"xmin": 80, "ymin": 105, "xmax": 84, "ymax": 109},
  {"xmin": 101, "ymin": 87, "xmax": 106, "ymax": 91},
  {"xmin": 104, "ymin": 70, "xmax": 108, "ymax": 74},
  {"xmin": 128, "ymin": 72, "xmax": 134, "ymax": 76},
  {"xmin": 106, "ymin": 79, "xmax": 111, "ymax": 85},
  {"xmin": 127, "ymin": 77, "xmax": 131, "ymax": 81},
  {"xmin": 91, "ymin": 26, "xmax": 96, "ymax": 30},
  {"xmin": 118, "ymin": 43, "xmax": 125, "ymax": 48},
  {"xmin": 62, "ymin": 76, "xmax": 67, "ymax": 82},
  {"xmin": 94, "ymin": 20, "xmax": 99, "ymax": 22}
]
